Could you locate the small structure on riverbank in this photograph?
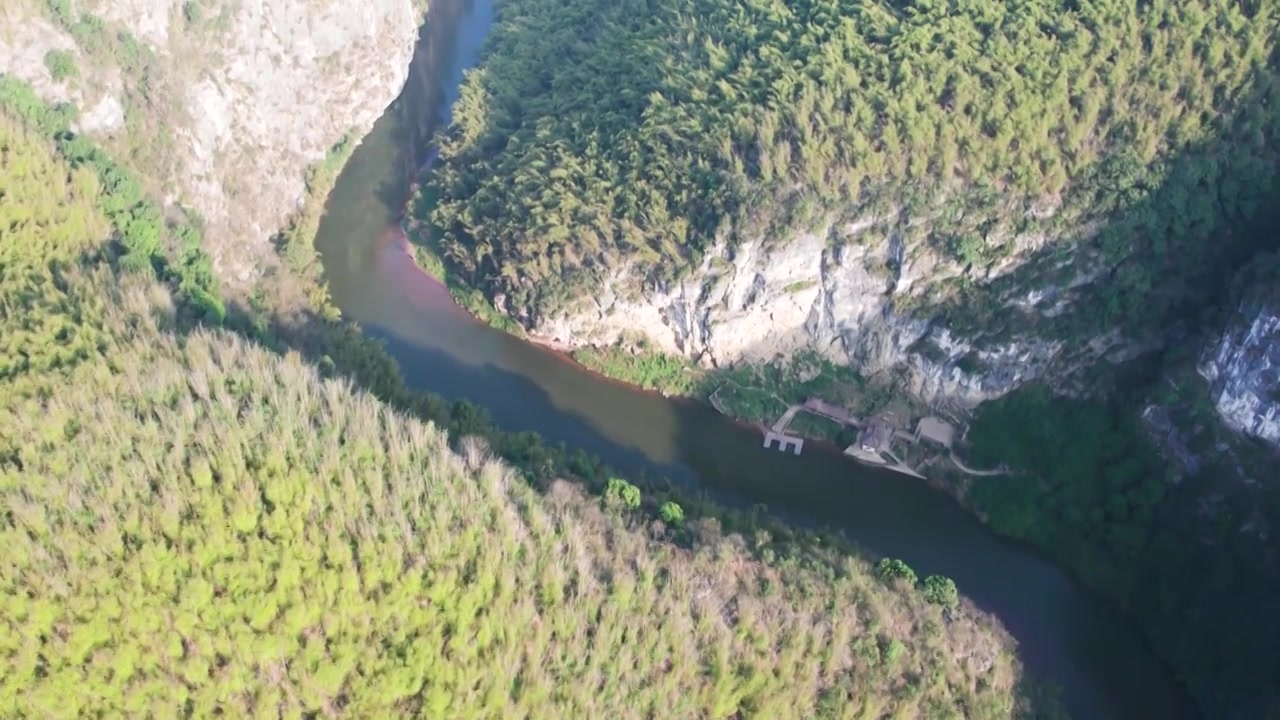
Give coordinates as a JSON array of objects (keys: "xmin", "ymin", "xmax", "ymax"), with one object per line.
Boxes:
[
  {"xmin": 916, "ymin": 416, "xmax": 956, "ymax": 447},
  {"xmin": 803, "ymin": 397, "xmax": 860, "ymax": 425},
  {"xmin": 760, "ymin": 399, "xmax": 942, "ymax": 479},
  {"xmin": 758, "ymin": 397, "xmax": 998, "ymax": 479},
  {"xmin": 762, "ymin": 404, "xmax": 806, "ymax": 455},
  {"xmin": 762, "ymin": 430, "xmax": 804, "ymax": 455},
  {"xmin": 856, "ymin": 418, "xmax": 893, "ymax": 455}
]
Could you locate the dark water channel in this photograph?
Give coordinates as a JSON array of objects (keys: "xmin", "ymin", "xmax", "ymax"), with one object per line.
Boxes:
[{"xmin": 314, "ymin": 3, "xmax": 1196, "ymax": 718}]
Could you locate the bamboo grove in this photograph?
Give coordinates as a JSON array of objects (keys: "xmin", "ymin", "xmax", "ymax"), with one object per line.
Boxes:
[
  {"xmin": 0, "ymin": 107, "xmax": 1054, "ymax": 716},
  {"xmin": 425, "ymin": 0, "xmax": 1278, "ymax": 331}
]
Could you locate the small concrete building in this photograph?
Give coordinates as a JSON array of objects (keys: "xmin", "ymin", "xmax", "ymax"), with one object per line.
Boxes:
[
  {"xmin": 857, "ymin": 419, "xmax": 892, "ymax": 454},
  {"xmin": 916, "ymin": 416, "xmax": 956, "ymax": 448}
]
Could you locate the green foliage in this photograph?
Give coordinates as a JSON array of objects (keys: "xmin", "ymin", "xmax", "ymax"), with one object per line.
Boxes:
[
  {"xmin": 880, "ymin": 637, "xmax": 906, "ymax": 667},
  {"xmin": 968, "ymin": 387, "xmax": 1166, "ymax": 593},
  {"xmin": 967, "ymin": 382, "xmax": 1280, "ymax": 716},
  {"xmin": 0, "ymin": 115, "xmax": 112, "ymax": 382},
  {"xmin": 604, "ymin": 477, "xmax": 642, "ymax": 510},
  {"xmin": 876, "ymin": 558, "xmax": 918, "ymax": 586},
  {"xmin": 0, "ymin": 76, "xmax": 222, "ymax": 326},
  {"xmin": 572, "ymin": 342, "xmax": 701, "ymax": 396},
  {"xmin": 42, "ymin": 49, "xmax": 76, "ymax": 81},
  {"xmin": 658, "ymin": 501, "xmax": 685, "ymax": 525},
  {"xmin": 425, "ymin": 0, "xmax": 1278, "ymax": 323},
  {"xmin": 702, "ymin": 349, "xmax": 889, "ymax": 442},
  {"xmin": 44, "ymin": 0, "xmax": 73, "ymax": 25},
  {"xmin": 182, "ymin": 0, "xmax": 203, "ymax": 25},
  {"xmin": 0, "ymin": 112, "xmax": 1047, "ymax": 719},
  {"xmin": 948, "ymin": 235, "xmax": 986, "ymax": 269},
  {"xmin": 923, "ymin": 576, "xmax": 960, "ymax": 610},
  {"xmin": 0, "ymin": 75, "xmax": 76, "ymax": 135}
]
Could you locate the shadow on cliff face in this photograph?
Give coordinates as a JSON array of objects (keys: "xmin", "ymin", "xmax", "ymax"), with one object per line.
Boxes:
[
  {"xmin": 929, "ymin": 74, "xmax": 1280, "ymax": 375},
  {"xmin": 370, "ymin": 5, "xmax": 473, "ymax": 218},
  {"xmin": 931, "ymin": 77, "xmax": 1280, "ymax": 720}
]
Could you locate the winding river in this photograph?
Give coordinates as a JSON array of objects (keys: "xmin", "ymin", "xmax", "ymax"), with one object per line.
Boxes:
[{"xmin": 315, "ymin": 2, "xmax": 1197, "ymax": 717}]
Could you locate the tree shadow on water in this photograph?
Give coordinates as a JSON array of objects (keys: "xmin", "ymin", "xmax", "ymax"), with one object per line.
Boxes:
[{"xmin": 205, "ymin": 292, "xmax": 1081, "ymax": 720}]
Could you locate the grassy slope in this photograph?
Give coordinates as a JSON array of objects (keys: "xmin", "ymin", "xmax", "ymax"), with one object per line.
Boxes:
[{"xmin": 0, "ymin": 113, "xmax": 1051, "ymax": 717}]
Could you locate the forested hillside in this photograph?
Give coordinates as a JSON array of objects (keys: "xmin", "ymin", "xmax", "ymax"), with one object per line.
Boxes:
[
  {"xmin": 964, "ymin": 382, "xmax": 1280, "ymax": 718},
  {"xmin": 426, "ymin": 0, "xmax": 1277, "ymax": 336},
  {"xmin": 416, "ymin": 0, "xmax": 1280, "ymax": 716},
  {"xmin": 0, "ymin": 107, "xmax": 1053, "ymax": 716}
]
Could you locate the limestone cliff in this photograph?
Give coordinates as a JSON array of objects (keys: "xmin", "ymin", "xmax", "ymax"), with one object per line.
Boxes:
[
  {"xmin": 530, "ymin": 205, "xmax": 1138, "ymax": 408},
  {"xmin": 0, "ymin": 0, "xmax": 419, "ymax": 285},
  {"xmin": 1200, "ymin": 278, "xmax": 1280, "ymax": 448}
]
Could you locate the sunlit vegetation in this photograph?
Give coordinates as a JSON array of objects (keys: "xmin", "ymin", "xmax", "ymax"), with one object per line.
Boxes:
[
  {"xmin": 40, "ymin": 0, "xmax": 185, "ymax": 183},
  {"xmin": 425, "ymin": 0, "xmax": 1279, "ymax": 332},
  {"xmin": 0, "ymin": 75, "xmax": 223, "ymax": 323},
  {"xmin": 42, "ymin": 49, "xmax": 76, "ymax": 80},
  {"xmin": 0, "ymin": 110, "xmax": 1059, "ymax": 718}
]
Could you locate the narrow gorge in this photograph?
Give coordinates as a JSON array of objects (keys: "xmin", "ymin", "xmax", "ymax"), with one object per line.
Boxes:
[{"xmin": 4, "ymin": 0, "xmax": 1279, "ymax": 717}]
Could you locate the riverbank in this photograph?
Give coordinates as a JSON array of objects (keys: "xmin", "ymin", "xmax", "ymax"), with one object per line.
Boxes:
[
  {"xmin": 376, "ymin": 253, "xmax": 988, "ymax": 483},
  {"xmin": 0, "ymin": 87, "xmax": 1065, "ymax": 720},
  {"xmin": 392, "ymin": 227, "xmax": 1217, "ymax": 719},
  {"xmin": 305, "ymin": 2, "xmax": 1204, "ymax": 715}
]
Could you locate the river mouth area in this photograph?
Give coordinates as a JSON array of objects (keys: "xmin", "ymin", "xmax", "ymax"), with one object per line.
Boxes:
[{"xmin": 313, "ymin": 3, "xmax": 1199, "ymax": 719}]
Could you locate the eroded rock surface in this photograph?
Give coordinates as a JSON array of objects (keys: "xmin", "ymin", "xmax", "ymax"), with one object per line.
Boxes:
[
  {"xmin": 0, "ymin": 0, "xmax": 419, "ymax": 285},
  {"xmin": 1200, "ymin": 287, "xmax": 1280, "ymax": 447}
]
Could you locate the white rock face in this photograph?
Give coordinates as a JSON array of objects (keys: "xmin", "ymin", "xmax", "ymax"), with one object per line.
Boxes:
[
  {"xmin": 1199, "ymin": 296, "xmax": 1280, "ymax": 447},
  {"xmin": 0, "ymin": 9, "xmax": 104, "ymax": 110},
  {"xmin": 534, "ymin": 214, "xmax": 1128, "ymax": 407},
  {"xmin": 1, "ymin": 0, "xmax": 419, "ymax": 285}
]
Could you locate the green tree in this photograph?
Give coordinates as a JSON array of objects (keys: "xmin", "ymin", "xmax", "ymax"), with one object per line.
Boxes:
[
  {"xmin": 923, "ymin": 576, "xmax": 959, "ymax": 609},
  {"xmin": 659, "ymin": 501, "xmax": 685, "ymax": 525},
  {"xmin": 876, "ymin": 558, "xmax": 918, "ymax": 586},
  {"xmin": 604, "ymin": 476, "xmax": 642, "ymax": 509},
  {"xmin": 43, "ymin": 49, "xmax": 77, "ymax": 81}
]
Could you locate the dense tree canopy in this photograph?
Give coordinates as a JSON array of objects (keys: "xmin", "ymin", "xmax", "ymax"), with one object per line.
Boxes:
[
  {"xmin": 0, "ymin": 111, "xmax": 1051, "ymax": 717},
  {"xmin": 426, "ymin": 0, "xmax": 1278, "ymax": 322},
  {"xmin": 968, "ymin": 384, "xmax": 1280, "ymax": 718}
]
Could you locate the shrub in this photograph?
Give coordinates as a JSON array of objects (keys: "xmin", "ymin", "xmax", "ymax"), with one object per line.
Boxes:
[
  {"xmin": 880, "ymin": 637, "xmax": 906, "ymax": 667},
  {"xmin": 604, "ymin": 476, "xmax": 641, "ymax": 510},
  {"xmin": 923, "ymin": 575, "xmax": 960, "ymax": 609},
  {"xmin": 43, "ymin": 49, "xmax": 77, "ymax": 81},
  {"xmin": 659, "ymin": 501, "xmax": 685, "ymax": 525},
  {"xmin": 875, "ymin": 557, "xmax": 918, "ymax": 586}
]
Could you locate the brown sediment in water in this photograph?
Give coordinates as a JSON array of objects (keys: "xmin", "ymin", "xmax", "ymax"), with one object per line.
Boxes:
[
  {"xmin": 374, "ymin": 219, "xmax": 914, "ymax": 465},
  {"xmin": 370, "ymin": 222, "xmax": 727, "ymax": 400},
  {"xmin": 375, "ymin": 226, "xmax": 467, "ymax": 317}
]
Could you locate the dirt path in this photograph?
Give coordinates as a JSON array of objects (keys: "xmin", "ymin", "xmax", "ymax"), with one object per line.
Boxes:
[{"xmin": 948, "ymin": 451, "xmax": 1010, "ymax": 477}]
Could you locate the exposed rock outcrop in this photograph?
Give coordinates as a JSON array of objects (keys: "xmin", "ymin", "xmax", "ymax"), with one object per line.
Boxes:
[
  {"xmin": 1199, "ymin": 287, "xmax": 1280, "ymax": 447},
  {"xmin": 0, "ymin": 0, "xmax": 419, "ymax": 286},
  {"xmin": 532, "ymin": 210, "xmax": 1137, "ymax": 407}
]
